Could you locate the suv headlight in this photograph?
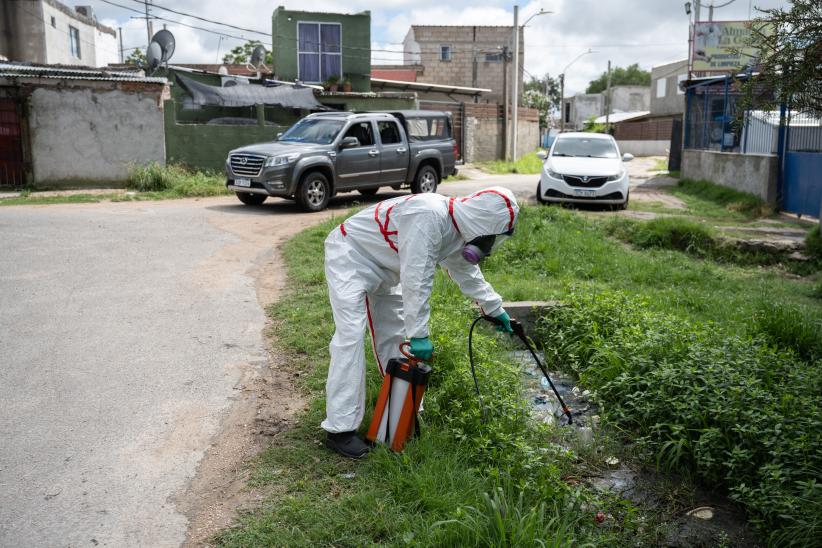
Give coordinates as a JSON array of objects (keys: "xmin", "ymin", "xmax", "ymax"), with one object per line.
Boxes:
[
  {"xmin": 606, "ymin": 169, "xmax": 626, "ymax": 182},
  {"xmin": 265, "ymin": 154, "xmax": 299, "ymax": 167}
]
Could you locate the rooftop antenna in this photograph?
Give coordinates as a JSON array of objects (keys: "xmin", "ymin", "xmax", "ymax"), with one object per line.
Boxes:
[
  {"xmin": 248, "ymin": 44, "xmax": 269, "ymax": 78},
  {"xmin": 145, "ymin": 29, "xmax": 175, "ymax": 75}
]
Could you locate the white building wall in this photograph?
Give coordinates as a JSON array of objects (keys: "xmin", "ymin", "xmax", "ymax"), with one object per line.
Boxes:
[
  {"xmin": 31, "ymin": 1, "xmax": 117, "ymax": 66},
  {"xmin": 94, "ymin": 27, "xmax": 119, "ymax": 66}
]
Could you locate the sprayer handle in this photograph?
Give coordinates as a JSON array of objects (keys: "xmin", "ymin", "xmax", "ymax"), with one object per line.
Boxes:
[{"xmin": 399, "ymin": 341, "xmax": 423, "ymax": 364}]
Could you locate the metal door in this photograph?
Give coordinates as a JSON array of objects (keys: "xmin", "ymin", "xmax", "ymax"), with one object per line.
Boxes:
[
  {"xmin": 335, "ymin": 121, "xmax": 380, "ymax": 188},
  {"xmin": 0, "ymin": 99, "xmax": 24, "ymax": 187},
  {"xmin": 376, "ymin": 120, "xmax": 408, "ymax": 185}
]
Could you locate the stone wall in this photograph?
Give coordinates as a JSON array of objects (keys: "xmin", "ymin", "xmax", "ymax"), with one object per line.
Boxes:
[
  {"xmin": 682, "ymin": 149, "xmax": 778, "ymax": 204},
  {"xmin": 28, "ymin": 85, "xmax": 166, "ymax": 186}
]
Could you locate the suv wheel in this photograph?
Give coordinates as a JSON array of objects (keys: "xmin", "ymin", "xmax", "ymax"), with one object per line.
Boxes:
[
  {"xmin": 358, "ymin": 187, "xmax": 379, "ymax": 196},
  {"xmin": 296, "ymin": 172, "xmax": 331, "ymax": 212},
  {"xmin": 411, "ymin": 165, "xmax": 439, "ymax": 194},
  {"xmin": 236, "ymin": 192, "xmax": 267, "ymax": 206}
]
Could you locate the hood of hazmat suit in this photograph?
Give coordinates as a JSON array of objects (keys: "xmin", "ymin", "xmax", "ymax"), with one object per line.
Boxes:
[{"xmin": 449, "ymin": 186, "xmax": 519, "ymax": 242}]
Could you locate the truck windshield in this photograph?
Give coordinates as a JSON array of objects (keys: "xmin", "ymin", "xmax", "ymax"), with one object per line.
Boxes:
[
  {"xmin": 280, "ymin": 119, "xmax": 344, "ymax": 144},
  {"xmin": 551, "ymin": 137, "xmax": 618, "ymax": 158}
]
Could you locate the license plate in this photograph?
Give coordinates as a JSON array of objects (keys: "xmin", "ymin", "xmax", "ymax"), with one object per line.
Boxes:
[
  {"xmin": 574, "ymin": 189, "xmax": 597, "ymax": 197},
  {"xmin": 234, "ymin": 178, "xmax": 251, "ymax": 187}
]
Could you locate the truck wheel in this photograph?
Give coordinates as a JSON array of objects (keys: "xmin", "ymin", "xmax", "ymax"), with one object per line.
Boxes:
[
  {"xmin": 296, "ymin": 172, "xmax": 331, "ymax": 212},
  {"xmin": 236, "ymin": 192, "xmax": 267, "ymax": 206},
  {"xmin": 411, "ymin": 165, "xmax": 439, "ymax": 194},
  {"xmin": 358, "ymin": 187, "xmax": 379, "ymax": 196}
]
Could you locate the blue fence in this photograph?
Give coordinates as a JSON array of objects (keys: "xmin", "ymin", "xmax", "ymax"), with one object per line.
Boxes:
[{"xmin": 684, "ymin": 76, "xmax": 822, "ymax": 217}]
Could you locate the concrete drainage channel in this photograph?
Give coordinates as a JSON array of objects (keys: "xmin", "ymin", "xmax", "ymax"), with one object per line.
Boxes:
[{"xmin": 511, "ymin": 349, "xmax": 761, "ymax": 547}]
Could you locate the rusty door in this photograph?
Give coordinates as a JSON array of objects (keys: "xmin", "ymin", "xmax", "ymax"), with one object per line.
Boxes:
[{"xmin": 0, "ymin": 99, "xmax": 25, "ymax": 187}]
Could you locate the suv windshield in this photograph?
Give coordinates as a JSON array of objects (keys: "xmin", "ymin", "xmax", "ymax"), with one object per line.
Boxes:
[
  {"xmin": 280, "ymin": 119, "xmax": 344, "ymax": 144},
  {"xmin": 552, "ymin": 137, "xmax": 618, "ymax": 159}
]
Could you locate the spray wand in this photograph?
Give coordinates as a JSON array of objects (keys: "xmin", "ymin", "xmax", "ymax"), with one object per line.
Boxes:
[{"xmin": 469, "ymin": 315, "xmax": 573, "ymax": 425}]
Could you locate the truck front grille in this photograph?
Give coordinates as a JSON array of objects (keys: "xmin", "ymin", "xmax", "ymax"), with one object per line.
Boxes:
[
  {"xmin": 230, "ymin": 154, "xmax": 265, "ymax": 177},
  {"xmin": 563, "ymin": 175, "xmax": 607, "ymax": 188}
]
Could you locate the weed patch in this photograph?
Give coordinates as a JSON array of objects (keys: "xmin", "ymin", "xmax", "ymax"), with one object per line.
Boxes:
[
  {"xmin": 671, "ymin": 179, "xmax": 773, "ymax": 219},
  {"xmin": 806, "ymin": 224, "xmax": 822, "ymax": 261},
  {"xmin": 535, "ymin": 292, "xmax": 822, "ymax": 546},
  {"xmin": 126, "ymin": 163, "xmax": 228, "ymax": 197}
]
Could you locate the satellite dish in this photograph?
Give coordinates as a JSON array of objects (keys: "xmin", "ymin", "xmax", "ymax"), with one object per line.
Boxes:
[
  {"xmin": 146, "ymin": 41, "xmax": 162, "ymax": 73},
  {"xmin": 151, "ymin": 29, "xmax": 176, "ymax": 63},
  {"xmin": 247, "ymin": 44, "xmax": 269, "ymax": 74}
]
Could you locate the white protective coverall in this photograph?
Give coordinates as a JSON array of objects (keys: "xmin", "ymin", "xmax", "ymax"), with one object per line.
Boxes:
[{"xmin": 321, "ymin": 186, "xmax": 519, "ymax": 433}]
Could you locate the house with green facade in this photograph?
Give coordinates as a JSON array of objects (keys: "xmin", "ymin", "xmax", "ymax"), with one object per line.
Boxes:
[{"xmin": 271, "ymin": 6, "xmax": 371, "ymax": 92}]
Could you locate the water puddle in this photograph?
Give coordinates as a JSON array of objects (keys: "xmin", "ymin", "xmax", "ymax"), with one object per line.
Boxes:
[{"xmin": 510, "ymin": 350, "xmax": 761, "ymax": 547}]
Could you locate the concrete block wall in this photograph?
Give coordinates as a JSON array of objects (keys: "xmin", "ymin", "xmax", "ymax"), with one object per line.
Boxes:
[
  {"xmin": 463, "ymin": 104, "xmax": 539, "ymax": 162},
  {"xmin": 682, "ymin": 149, "xmax": 778, "ymax": 204},
  {"xmin": 28, "ymin": 86, "xmax": 166, "ymax": 186}
]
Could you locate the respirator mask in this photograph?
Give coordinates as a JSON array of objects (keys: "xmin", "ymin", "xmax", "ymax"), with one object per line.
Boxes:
[{"xmin": 462, "ymin": 229, "xmax": 514, "ymax": 265}]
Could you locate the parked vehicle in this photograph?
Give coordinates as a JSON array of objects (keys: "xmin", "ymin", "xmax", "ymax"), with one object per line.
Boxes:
[
  {"xmin": 225, "ymin": 110, "xmax": 458, "ymax": 211},
  {"xmin": 536, "ymin": 132, "xmax": 633, "ymax": 209}
]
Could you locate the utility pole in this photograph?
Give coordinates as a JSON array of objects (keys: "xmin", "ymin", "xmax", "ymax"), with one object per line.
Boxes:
[
  {"xmin": 511, "ymin": 5, "xmax": 520, "ymax": 161},
  {"xmin": 118, "ymin": 27, "xmax": 124, "ymax": 63},
  {"xmin": 143, "ymin": 0, "xmax": 153, "ymax": 45},
  {"xmin": 605, "ymin": 60, "xmax": 612, "ymax": 132},
  {"xmin": 559, "ymin": 73, "xmax": 565, "ymax": 132},
  {"xmin": 503, "ymin": 45, "xmax": 510, "ymax": 160}
]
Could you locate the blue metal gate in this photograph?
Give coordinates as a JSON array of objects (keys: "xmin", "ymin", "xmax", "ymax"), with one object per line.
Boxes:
[{"xmin": 779, "ymin": 109, "xmax": 822, "ymax": 218}]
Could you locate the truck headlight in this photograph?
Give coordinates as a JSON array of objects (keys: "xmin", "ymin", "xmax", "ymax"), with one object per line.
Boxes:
[{"xmin": 266, "ymin": 154, "xmax": 299, "ymax": 167}]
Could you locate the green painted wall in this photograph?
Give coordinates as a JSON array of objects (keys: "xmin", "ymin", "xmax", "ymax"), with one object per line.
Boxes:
[
  {"xmin": 272, "ymin": 6, "xmax": 371, "ymax": 92},
  {"xmin": 163, "ymin": 100, "xmax": 290, "ymax": 172},
  {"xmin": 319, "ymin": 93, "xmax": 416, "ymax": 112}
]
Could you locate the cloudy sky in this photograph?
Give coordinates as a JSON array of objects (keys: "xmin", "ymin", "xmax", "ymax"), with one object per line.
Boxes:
[{"xmin": 85, "ymin": 0, "xmax": 788, "ymax": 94}]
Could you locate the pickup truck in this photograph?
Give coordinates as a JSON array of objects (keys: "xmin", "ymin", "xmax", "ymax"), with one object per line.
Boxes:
[{"xmin": 225, "ymin": 110, "xmax": 458, "ymax": 211}]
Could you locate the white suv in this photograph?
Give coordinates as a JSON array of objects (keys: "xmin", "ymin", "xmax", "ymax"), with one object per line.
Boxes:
[{"xmin": 536, "ymin": 133, "xmax": 633, "ymax": 209}]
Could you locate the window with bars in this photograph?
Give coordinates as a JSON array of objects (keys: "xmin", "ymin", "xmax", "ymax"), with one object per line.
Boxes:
[
  {"xmin": 440, "ymin": 45, "xmax": 452, "ymax": 61},
  {"xmin": 297, "ymin": 22, "xmax": 342, "ymax": 83},
  {"xmin": 69, "ymin": 26, "xmax": 81, "ymax": 59}
]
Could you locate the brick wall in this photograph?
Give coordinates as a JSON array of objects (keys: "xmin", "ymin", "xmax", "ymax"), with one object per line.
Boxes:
[
  {"xmin": 406, "ymin": 26, "xmax": 524, "ymax": 104},
  {"xmin": 463, "ymin": 104, "xmax": 539, "ymax": 162}
]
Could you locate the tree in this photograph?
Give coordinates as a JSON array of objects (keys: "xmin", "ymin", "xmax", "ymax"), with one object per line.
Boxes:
[
  {"xmin": 124, "ymin": 48, "xmax": 146, "ymax": 66},
  {"xmin": 222, "ymin": 40, "xmax": 273, "ymax": 65},
  {"xmin": 585, "ymin": 63, "xmax": 650, "ymax": 94},
  {"xmin": 741, "ymin": 0, "xmax": 822, "ymax": 116},
  {"xmin": 522, "ymin": 73, "xmax": 562, "ymax": 129}
]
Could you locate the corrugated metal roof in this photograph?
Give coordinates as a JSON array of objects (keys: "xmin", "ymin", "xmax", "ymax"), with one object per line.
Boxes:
[
  {"xmin": 0, "ymin": 63, "xmax": 166, "ymax": 83},
  {"xmin": 371, "ymin": 78, "xmax": 490, "ymax": 94},
  {"xmin": 592, "ymin": 111, "xmax": 650, "ymax": 124}
]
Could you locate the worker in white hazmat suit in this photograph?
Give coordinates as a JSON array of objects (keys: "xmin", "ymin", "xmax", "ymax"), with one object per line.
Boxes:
[{"xmin": 322, "ymin": 187, "xmax": 519, "ymax": 458}]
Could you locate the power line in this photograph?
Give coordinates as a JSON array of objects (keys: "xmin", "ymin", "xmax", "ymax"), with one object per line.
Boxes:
[
  {"xmin": 16, "ymin": 2, "xmax": 123, "ymax": 60},
  {"xmin": 124, "ymin": 0, "xmax": 270, "ymax": 37}
]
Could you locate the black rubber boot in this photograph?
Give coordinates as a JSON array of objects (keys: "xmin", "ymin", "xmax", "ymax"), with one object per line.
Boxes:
[{"xmin": 325, "ymin": 431, "xmax": 370, "ymax": 459}]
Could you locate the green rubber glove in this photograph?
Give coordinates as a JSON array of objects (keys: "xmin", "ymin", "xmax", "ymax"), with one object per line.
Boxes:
[
  {"xmin": 494, "ymin": 310, "xmax": 513, "ymax": 333},
  {"xmin": 409, "ymin": 337, "xmax": 434, "ymax": 360}
]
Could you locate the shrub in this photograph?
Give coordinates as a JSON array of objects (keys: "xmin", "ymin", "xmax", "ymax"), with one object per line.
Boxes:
[
  {"xmin": 126, "ymin": 163, "xmax": 227, "ymax": 197},
  {"xmin": 806, "ymin": 224, "xmax": 822, "ymax": 261},
  {"xmin": 535, "ymin": 291, "xmax": 822, "ymax": 545}
]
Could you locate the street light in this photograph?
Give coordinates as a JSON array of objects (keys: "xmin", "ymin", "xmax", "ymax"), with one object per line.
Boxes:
[
  {"xmin": 511, "ymin": 6, "xmax": 552, "ymax": 160},
  {"xmin": 559, "ymin": 49, "xmax": 595, "ymax": 133}
]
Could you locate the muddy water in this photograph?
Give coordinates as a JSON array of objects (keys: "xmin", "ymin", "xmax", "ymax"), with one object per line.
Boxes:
[{"xmin": 510, "ymin": 350, "xmax": 761, "ymax": 547}]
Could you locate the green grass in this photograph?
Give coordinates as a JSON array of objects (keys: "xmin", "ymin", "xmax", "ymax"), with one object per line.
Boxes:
[
  {"xmin": 478, "ymin": 151, "xmax": 545, "ymax": 175},
  {"xmin": 442, "ymin": 172, "xmax": 469, "ymax": 183},
  {"xmin": 0, "ymin": 163, "xmax": 229, "ymax": 206},
  {"xmin": 652, "ymin": 157, "xmax": 669, "ymax": 172},
  {"xmin": 220, "ymin": 204, "xmax": 821, "ymax": 546},
  {"xmin": 670, "ymin": 178, "xmax": 773, "ymax": 220},
  {"xmin": 807, "ymin": 224, "xmax": 822, "ymax": 261}
]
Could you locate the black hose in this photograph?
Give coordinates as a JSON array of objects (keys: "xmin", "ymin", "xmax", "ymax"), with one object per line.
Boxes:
[{"xmin": 469, "ymin": 315, "xmax": 573, "ymax": 425}]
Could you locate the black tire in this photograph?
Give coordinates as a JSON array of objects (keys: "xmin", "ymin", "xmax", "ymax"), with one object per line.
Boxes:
[
  {"xmin": 411, "ymin": 164, "xmax": 439, "ymax": 194},
  {"xmin": 620, "ymin": 192, "xmax": 630, "ymax": 210},
  {"xmin": 358, "ymin": 187, "xmax": 379, "ymax": 196},
  {"xmin": 536, "ymin": 181, "xmax": 547, "ymax": 204},
  {"xmin": 296, "ymin": 171, "xmax": 331, "ymax": 212},
  {"xmin": 236, "ymin": 192, "xmax": 267, "ymax": 206}
]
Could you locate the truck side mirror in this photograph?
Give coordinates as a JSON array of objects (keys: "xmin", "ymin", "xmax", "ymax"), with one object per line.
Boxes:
[
  {"xmin": 340, "ymin": 136, "xmax": 360, "ymax": 149},
  {"xmin": 276, "ymin": 132, "xmax": 283, "ymax": 140}
]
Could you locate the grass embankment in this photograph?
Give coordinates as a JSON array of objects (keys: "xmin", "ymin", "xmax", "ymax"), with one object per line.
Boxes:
[
  {"xmin": 478, "ymin": 152, "xmax": 544, "ymax": 175},
  {"xmin": 670, "ymin": 178, "xmax": 774, "ymax": 220},
  {"xmin": 0, "ymin": 163, "xmax": 229, "ymax": 206},
  {"xmin": 219, "ymin": 203, "xmax": 820, "ymax": 545}
]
